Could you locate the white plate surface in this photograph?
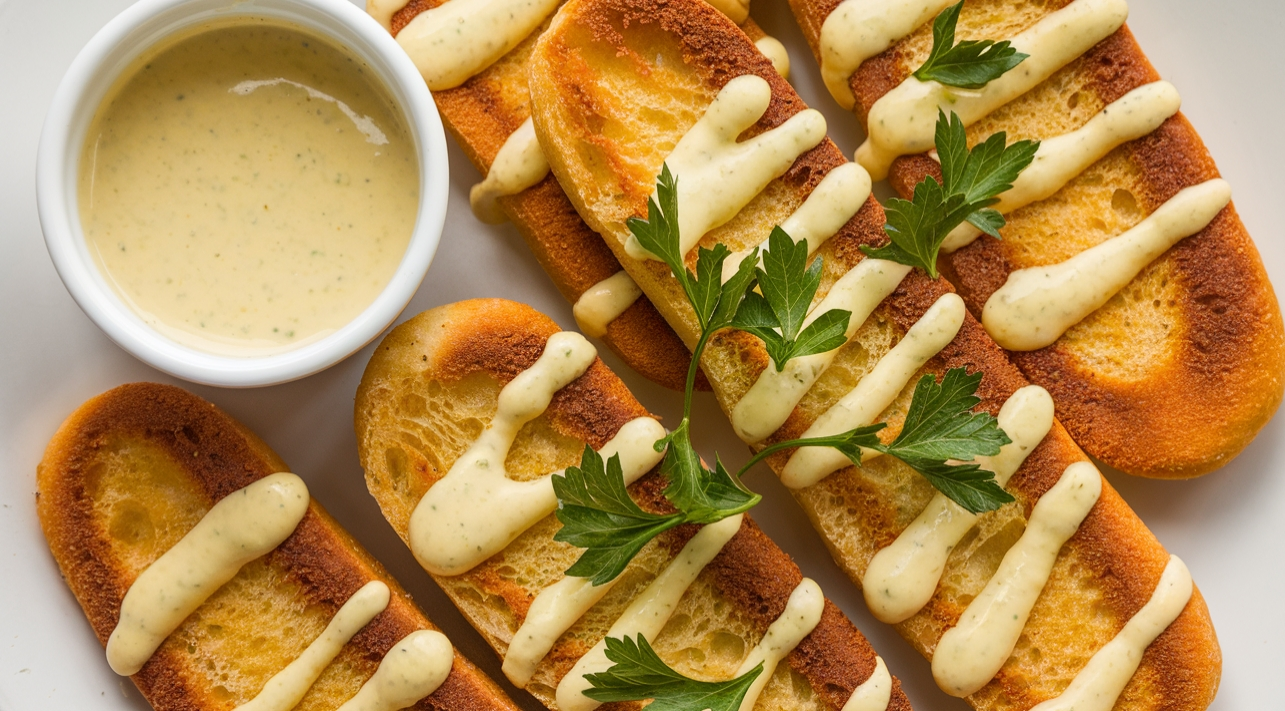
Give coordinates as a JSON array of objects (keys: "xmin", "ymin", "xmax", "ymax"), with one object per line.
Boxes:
[{"xmin": 1, "ymin": 0, "xmax": 1282, "ymax": 708}]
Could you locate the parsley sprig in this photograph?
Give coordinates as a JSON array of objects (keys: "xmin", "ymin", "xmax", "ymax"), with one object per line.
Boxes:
[
  {"xmin": 583, "ymin": 635, "xmax": 762, "ymax": 711},
  {"xmin": 863, "ymin": 110, "xmax": 1039, "ymax": 277},
  {"xmin": 554, "ymin": 162, "xmax": 1022, "ymax": 586},
  {"xmin": 912, "ymin": 0, "xmax": 1028, "ymax": 89}
]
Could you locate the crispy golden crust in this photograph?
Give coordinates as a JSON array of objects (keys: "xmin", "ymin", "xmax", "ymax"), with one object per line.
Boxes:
[
  {"xmin": 388, "ymin": 0, "xmax": 706, "ymax": 391},
  {"xmin": 355, "ymin": 298, "xmax": 912, "ymax": 711},
  {"xmin": 784, "ymin": 0, "xmax": 1285, "ymax": 477},
  {"xmin": 527, "ymin": 0, "xmax": 1221, "ymax": 707},
  {"xmin": 37, "ymin": 382, "xmax": 519, "ymax": 711}
]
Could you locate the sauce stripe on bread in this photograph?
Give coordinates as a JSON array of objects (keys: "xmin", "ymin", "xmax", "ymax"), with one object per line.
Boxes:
[
  {"xmin": 355, "ymin": 298, "xmax": 911, "ymax": 711},
  {"xmin": 524, "ymin": 0, "xmax": 1220, "ymax": 706},
  {"xmin": 38, "ymin": 383, "xmax": 520, "ymax": 711},
  {"xmin": 791, "ymin": 0, "xmax": 1285, "ymax": 478}
]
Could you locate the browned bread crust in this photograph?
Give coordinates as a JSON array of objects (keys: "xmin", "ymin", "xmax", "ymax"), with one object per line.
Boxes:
[
  {"xmin": 526, "ymin": 0, "xmax": 1221, "ymax": 706},
  {"xmin": 37, "ymin": 382, "xmax": 520, "ymax": 711},
  {"xmin": 782, "ymin": 0, "xmax": 1285, "ymax": 478},
  {"xmin": 388, "ymin": 1, "xmax": 708, "ymax": 391},
  {"xmin": 354, "ymin": 298, "xmax": 912, "ymax": 711}
]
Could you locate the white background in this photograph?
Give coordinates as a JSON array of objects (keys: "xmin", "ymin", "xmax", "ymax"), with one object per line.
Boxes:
[{"xmin": 1, "ymin": 0, "xmax": 1282, "ymax": 708}]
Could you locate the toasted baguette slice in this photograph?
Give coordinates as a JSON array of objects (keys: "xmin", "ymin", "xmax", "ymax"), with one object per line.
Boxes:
[
  {"xmin": 354, "ymin": 298, "xmax": 912, "ymax": 711},
  {"xmin": 386, "ymin": 1, "xmax": 709, "ymax": 391},
  {"xmin": 784, "ymin": 0, "xmax": 1285, "ymax": 478},
  {"xmin": 527, "ymin": 0, "xmax": 1221, "ymax": 707},
  {"xmin": 37, "ymin": 383, "xmax": 519, "ymax": 711}
]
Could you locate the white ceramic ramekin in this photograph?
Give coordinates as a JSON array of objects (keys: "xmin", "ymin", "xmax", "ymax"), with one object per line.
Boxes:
[{"xmin": 37, "ymin": 0, "xmax": 447, "ymax": 387}]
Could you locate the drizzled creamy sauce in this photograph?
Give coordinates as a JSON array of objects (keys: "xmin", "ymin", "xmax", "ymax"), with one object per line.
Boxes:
[
  {"xmin": 408, "ymin": 331, "xmax": 666, "ymax": 575},
  {"xmin": 754, "ymin": 37, "xmax": 792, "ymax": 80},
  {"xmin": 705, "ymin": 0, "xmax": 750, "ymax": 23},
  {"xmin": 942, "ymin": 81, "xmax": 1182, "ymax": 252},
  {"xmin": 334, "ymin": 630, "xmax": 454, "ymax": 711},
  {"xmin": 367, "ymin": 0, "xmax": 410, "ymax": 32},
  {"xmin": 236, "ymin": 581, "xmax": 391, "ymax": 711},
  {"xmin": 721, "ymin": 162, "xmax": 871, "ymax": 282},
  {"xmin": 932, "ymin": 462, "xmax": 1102, "ymax": 697},
  {"xmin": 1028, "ymin": 556, "xmax": 1192, "ymax": 711},
  {"xmin": 781, "ymin": 293, "xmax": 966, "ymax": 488},
  {"xmin": 503, "ymin": 575, "xmax": 618, "ymax": 687},
  {"xmin": 855, "ymin": 0, "xmax": 1128, "ymax": 180},
  {"xmin": 842, "ymin": 656, "xmax": 892, "ymax": 711},
  {"xmin": 555, "ymin": 514, "xmax": 744, "ymax": 711},
  {"xmin": 394, "ymin": 0, "xmax": 562, "ymax": 90},
  {"xmin": 983, "ymin": 178, "xmax": 1231, "ymax": 351},
  {"xmin": 573, "ymin": 271, "xmax": 643, "ymax": 338},
  {"xmin": 732, "ymin": 258, "xmax": 909, "ymax": 442},
  {"xmin": 80, "ymin": 21, "xmax": 419, "ymax": 356},
  {"xmin": 735, "ymin": 578, "xmax": 824, "ymax": 711},
  {"xmin": 625, "ymin": 75, "xmax": 826, "ymax": 260},
  {"xmin": 106, "ymin": 472, "xmax": 309, "ymax": 676},
  {"xmin": 819, "ymin": 0, "xmax": 955, "ymax": 108},
  {"xmin": 862, "ymin": 386, "xmax": 1054, "ymax": 624},
  {"xmin": 469, "ymin": 117, "xmax": 550, "ymax": 224}
]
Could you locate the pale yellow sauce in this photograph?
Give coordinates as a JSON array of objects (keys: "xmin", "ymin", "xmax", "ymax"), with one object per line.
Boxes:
[
  {"xmin": 106, "ymin": 472, "xmax": 310, "ymax": 676},
  {"xmin": 407, "ymin": 331, "xmax": 666, "ymax": 575},
  {"xmin": 1028, "ymin": 556, "xmax": 1192, "ymax": 711},
  {"xmin": 754, "ymin": 36, "xmax": 792, "ymax": 80},
  {"xmin": 469, "ymin": 117, "xmax": 550, "ymax": 224},
  {"xmin": 503, "ymin": 575, "xmax": 619, "ymax": 687},
  {"xmin": 819, "ymin": 0, "xmax": 955, "ymax": 108},
  {"xmin": 781, "ymin": 293, "xmax": 966, "ymax": 488},
  {"xmin": 862, "ymin": 385, "xmax": 1054, "ymax": 624},
  {"xmin": 573, "ymin": 271, "xmax": 643, "ymax": 338},
  {"xmin": 79, "ymin": 22, "xmax": 419, "ymax": 356},
  {"xmin": 721, "ymin": 162, "xmax": 871, "ymax": 282},
  {"xmin": 732, "ymin": 258, "xmax": 910, "ymax": 443},
  {"xmin": 555, "ymin": 514, "xmax": 744, "ymax": 711},
  {"xmin": 735, "ymin": 578, "xmax": 825, "ymax": 711},
  {"xmin": 932, "ymin": 462, "xmax": 1101, "ymax": 697},
  {"xmin": 842, "ymin": 657, "xmax": 892, "ymax": 711},
  {"xmin": 395, "ymin": 0, "xmax": 562, "ymax": 90},
  {"xmin": 625, "ymin": 75, "xmax": 826, "ymax": 260},
  {"xmin": 855, "ymin": 0, "xmax": 1128, "ymax": 180},
  {"xmin": 983, "ymin": 178, "xmax": 1231, "ymax": 351},
  {"xmin": 942, "ymin": 81, "xmax": 1182, "ymax": 252},
  {"xmin": 236, "ymin": 581, "xmax": 391, "ymax": 711},
  {"xmin": 367, "ymin": 0, "xmax": 409, "ymax": 32},
  {"xmin": 704, "ymin": 0, "xmax": 750, "ymax": 24},
  {"xmin": 334, "ymin": 630, "xmax": 454, "ymax": 711}
]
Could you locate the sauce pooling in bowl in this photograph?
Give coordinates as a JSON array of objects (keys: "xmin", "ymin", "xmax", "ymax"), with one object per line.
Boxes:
[{"xmin": 79, "ymin": 20, "xmax": 419, "ymax": 356}]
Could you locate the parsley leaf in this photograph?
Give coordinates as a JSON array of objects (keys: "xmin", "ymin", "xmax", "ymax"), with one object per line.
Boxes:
[
  {"xmin": 862, "ymin": 110, "xmax": 1038, "ymax": 277},
  {"xmin": 912, "ymin": 0, "xmax": 1028, "ymax": 89},
  {"xmin": 733, "ymin": 227, "xmax": 852, "ymax": 370},
  {"xmin": 584, "ymin": 634, "xmax": 763, "ymax": 711},
  {"xmin": 555, "ymin": 425, "xmax": 759, "ymax": 586},
  {"xmin": 905, "ymin": 458, "xmax": 1015, "ymax": 516},
  {"xmin": 627, "ymin": 165, "xmax": 760, "ymax": 334},
  {"xmin": 553, "ymin": 447, "xmax": 685, "ymax": 586},
  {"xmin": 878, "ymin": 369, "xmax": 1014, "ymax": 513}
]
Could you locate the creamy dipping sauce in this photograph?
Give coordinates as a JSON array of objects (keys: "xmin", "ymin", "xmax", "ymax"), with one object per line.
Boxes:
[
  {"xmin": 79, "ymin": 21, "xmax": 419, "ymax": 356},
  {"xmin": 735, "ymin": 578, "xmax": 825, "ymax": 711}
]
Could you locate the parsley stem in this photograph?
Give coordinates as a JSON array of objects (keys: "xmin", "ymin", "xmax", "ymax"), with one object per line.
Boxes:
[
  {"xmin": 733, "ymin": 435, "xmax": 869, "ymax": 481},
  {"xmin": 683, "ymin": 326, "xmax": 716, "ymax": 423}
]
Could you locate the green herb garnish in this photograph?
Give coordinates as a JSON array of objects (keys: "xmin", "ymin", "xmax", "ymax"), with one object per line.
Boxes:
[
  {"xmin": 555, "ymin": 161, "xmax": 1021, "ymax": 587},
  {"xmin": 582, "ymin": 634, "xmax": 763, "ymax": 711},
  {"xmin": 863, "ymin": 110, "xmax": 1039, "ymax": 277},
  {"xmin": 912, "ymin": 0, "xmax": 1028, "ymax": 89}
]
